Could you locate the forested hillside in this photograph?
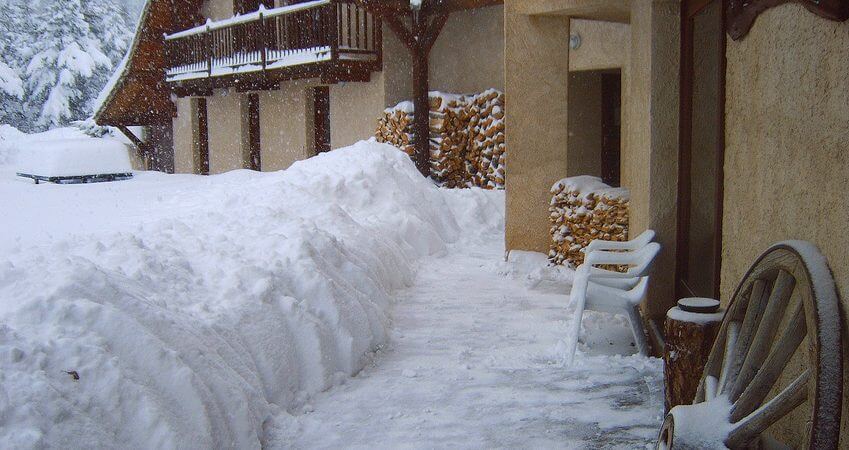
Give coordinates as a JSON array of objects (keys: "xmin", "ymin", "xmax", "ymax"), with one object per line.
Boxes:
[{"xmin": 0, "ymin": 0, "xmax": 140, "ymax": 132}]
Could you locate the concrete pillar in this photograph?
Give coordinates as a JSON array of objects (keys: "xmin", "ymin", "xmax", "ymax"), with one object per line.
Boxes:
[{"xmin": 504, "ymin": 2, "xmax": 571, "ymax": 253}]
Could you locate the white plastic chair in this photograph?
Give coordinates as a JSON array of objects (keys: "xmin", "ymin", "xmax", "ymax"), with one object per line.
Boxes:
[{"xmin": 564, "ymin": 230, "xmax": 660, "ymax": 364}]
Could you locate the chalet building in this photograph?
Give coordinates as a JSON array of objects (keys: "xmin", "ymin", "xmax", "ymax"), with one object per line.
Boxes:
[
  {"xmin": 96, "ymin": 0, "xmax": 504, "ymax": 174},
  {"xmin": 504, "ymin": 0, "xmax": 848, "ymax": 444}
]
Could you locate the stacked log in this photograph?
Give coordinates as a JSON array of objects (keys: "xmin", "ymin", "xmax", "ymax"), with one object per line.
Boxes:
[
  {"xmin": 375, "ymin": 90, "xmax": 506, "ymax": 189},
  {"xmin": 549, "ymin": 176, "xmax": 630, "ymax": 267},
  {"xmin": 465, "ymin": 89, "xmax": 506, "ymax": 189},
  {"xmin": 375, "ymin": 102, "xmax": 415, "ymax": 157}
]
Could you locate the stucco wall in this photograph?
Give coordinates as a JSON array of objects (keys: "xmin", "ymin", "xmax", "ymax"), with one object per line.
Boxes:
[
  {"xmin": 207, "ymin": 89, "xmax": 245, "ymax": 174},
  {"xmin": 722, "ymin": 4, "xmax": 849, "ymax": 444},
  {"xmin": 569, "ymin": 19, "xmax": 630, "ymax": 72},
  {"xmin": 259, "ymin": 82, "xmax": 311, "ymax": 172},
  {"xmin": 566, "ymin": 71, "xmax": 603, "ymax": 178},
  {"xmin": 173, "ymin": 97, "xmax": 196, "ymax": 174},
  {"xmin": 504, "ymin": 2, "xmax": 571, "ymax": 253},
  {"xmin": 331, "ymin": 75, "xmax": 386, "ymax": 149},
  {"xmin": 202, "ymin": 0, "xmax": 232, "ymax": 21},
  {"xmin": 429, "ymin": 5, "xmax": 505, "ymax": 94},
  {"xmin": 620, "ymin": 0, "xmax": 680, "ymax": 321}
]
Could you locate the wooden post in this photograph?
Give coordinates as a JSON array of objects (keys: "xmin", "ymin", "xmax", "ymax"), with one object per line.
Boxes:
[
  {"xmin": 663, "ymin": 297, "xmax": 724, "ymax": 412},
  {"xmin": 411, "ymin": 44, "xmax": 430, "ymax": 175}
]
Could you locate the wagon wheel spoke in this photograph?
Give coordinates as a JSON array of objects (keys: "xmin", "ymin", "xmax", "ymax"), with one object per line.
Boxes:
[
  {"xmin": 730, "ymin": 300, "xmax": 806, "ymax": 423},
  {"xmin": 729, "ymin": 270, "xmax": 796, "ymax": 402},
  {"xmin": 726, "ymin": 369, "xmax": 810, "ymax": 448},
  {"xmin": 722, "ymin": 279, "xmax": 770, "ymax": 396},
  {"xmin": 717, "ymin": 321, "xmax": 741, "ymax": 393},
  {"xmin": 704, "ymin": 375, "xmax": 718, "ymax": 401}
]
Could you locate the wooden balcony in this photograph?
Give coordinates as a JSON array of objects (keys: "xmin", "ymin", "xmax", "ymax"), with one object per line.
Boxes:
[{"xmin": 164, "ymin": 0, "xmax": 382, "ymax": 92}]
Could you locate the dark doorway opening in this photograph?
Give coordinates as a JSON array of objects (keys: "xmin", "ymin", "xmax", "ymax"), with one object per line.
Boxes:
[
  {"xmin": 245, "ymin": 93, "xmax": 261, "ymax": 171},
  {"xmin": 677, "ymin": 0, "xmax": 726, "ymax": 300},
  {"xmin": 601, "ymin": 72, "xmax": 622, "ymax": 187},
  {"xmin": 313, "ymin": 86, "xmax": 331, "ymax": 154},
  {"xmin": 567, "ymin": 69, "xmax": 622, "ymax": 187},
  {"xmin": 194, "ymin": 98, "xmax": 210, "ymax": 175}
]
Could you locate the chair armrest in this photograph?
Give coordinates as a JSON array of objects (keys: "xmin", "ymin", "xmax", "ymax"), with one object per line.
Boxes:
[{"xmin": 585, "ymin": 230, "xmax": 656, "ymax": 253}]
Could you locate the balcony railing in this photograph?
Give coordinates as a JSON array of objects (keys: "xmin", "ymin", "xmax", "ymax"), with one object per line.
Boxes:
[{"xmin": 164, "ymin": 0, "xmax": 381, "ymax": 82}]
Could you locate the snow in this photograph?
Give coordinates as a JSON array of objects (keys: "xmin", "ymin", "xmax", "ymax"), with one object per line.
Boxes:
[
  {"xmin": 0, "ymin": 138, "xmax": 664, "ymax": 448},
  {"xmin": 552, "ymin": 175, "xmax": 630, "ymax": 201},
  {"xmin": 15, "ymin": 138, "xmax": 132, "ymax": 178},
  {"xmin": 667, "ymin": 397, "xmax": 733, "ymax": 449},
  {"xmin": 667, "ymin": 307, "xmax": 725, "ymax": 325},
  {"xmin": 270, "ymin": 195, "xmax": 664, "ymax": 448},
  {"xmin": 0, "ymin": 61, "xmax": 24, "ymax": 99}
]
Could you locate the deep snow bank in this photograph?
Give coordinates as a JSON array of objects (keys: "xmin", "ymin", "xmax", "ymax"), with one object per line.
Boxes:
[{"xmin": 0, "ymin": 141, "xmax": 494, "ymax": 448}]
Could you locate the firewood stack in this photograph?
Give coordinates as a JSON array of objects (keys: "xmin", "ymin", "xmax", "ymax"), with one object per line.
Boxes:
[
  {"xmin": 375, "ymin": 90, "xmax": 506, "ymax": 189},
  {"xmin": 465, "ymin": 89, "xmax": 506, "ymax": 189},
  {"xmin": 375, "ymin": 103, "xmax": 415, "ymax": 157},
  {"xmin": 548, "ymin": 176, "xmax": 630, "ymax": 267}
]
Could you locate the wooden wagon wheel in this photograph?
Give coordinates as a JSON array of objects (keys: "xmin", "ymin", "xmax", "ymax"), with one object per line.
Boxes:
[{"xmin": 657, "ymin": 241, "xmax": 842, "ymax": 449}]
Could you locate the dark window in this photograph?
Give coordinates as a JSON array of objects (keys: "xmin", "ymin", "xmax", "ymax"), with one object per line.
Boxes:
[
  {"xmin": 195, "ymin": 98, "xmax": 210, "ymax": 175},
  {"xmin": 234, "ymin": 0, "xmax": 274, "ymax": 15},
  {"xmin": 246, "ymin": 93, "xmax": 261, "ymax": 171},
  {"xmin": 601, "ymin": 72, "xmax": 622, "ymax": 187},
  {"xmin": 313, "ymin": 86, "xmax": 331, "ymax": 154}
]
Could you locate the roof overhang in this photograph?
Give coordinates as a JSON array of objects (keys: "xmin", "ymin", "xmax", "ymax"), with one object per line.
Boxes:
[
  {"xmin": 511, "ymin": 0, "xmax": 630, "ymax": 23},
  {"xmin": 356, "ymin": 0, "xmax": 503, "ymax": 17}
]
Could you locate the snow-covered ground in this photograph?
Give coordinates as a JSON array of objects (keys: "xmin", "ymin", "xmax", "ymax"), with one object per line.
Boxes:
[{"xmin": 0, "ymin": 133, "xmax": 663, "ymax": 448}]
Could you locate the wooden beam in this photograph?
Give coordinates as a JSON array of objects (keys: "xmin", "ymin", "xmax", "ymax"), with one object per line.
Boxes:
[
  {"xmin": 117, "ymin": 125, "xmax": 150, "ymax": 161},
  {"xmin": 421, "ymin": 13, "xmax": 450, "ymax": 53},
  {"xmin": 421, "ymin": 0, "xmax": 502, "ymax": 15}
]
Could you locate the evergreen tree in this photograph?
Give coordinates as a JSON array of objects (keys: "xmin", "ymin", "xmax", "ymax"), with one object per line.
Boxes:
[
  {"xmin": 24, "ymin": 0, "xmax": 112, "ymax": 130},
  {"xmin": 0, "ymin": 1, "xmax": 27, "ymax": 126}
]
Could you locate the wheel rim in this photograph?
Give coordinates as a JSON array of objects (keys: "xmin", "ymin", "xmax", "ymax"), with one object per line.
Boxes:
[{"xmin": 660, "ymin": 242, "xmax": 842, "ymax": 449}]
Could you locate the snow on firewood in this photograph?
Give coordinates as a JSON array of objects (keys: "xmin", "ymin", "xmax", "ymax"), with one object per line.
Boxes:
[
  {"xmin": 375, "ymin": 89, "xmax": 506, "ymax": 190},
  {"xmin": 549, "ymin": 176, "xmax": 630, "ymax": 267},
  {"xmin": 0, "ymin": 139, "xmax": 492, "ymax": 449}
]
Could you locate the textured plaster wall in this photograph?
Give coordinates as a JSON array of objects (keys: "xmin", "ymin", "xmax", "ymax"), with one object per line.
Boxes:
[
  {"xmin": 382, "ymin": 24, "xmax": 413, "ymax": 108},
  {"xmin": 172, "ymin": 97, "xmax": 195, "ymax": 174},
  {"xmin": 621, "ymin": 0, "xmax": 680, "ymax": 321},
  {"xmin": 722, "ymin": 5, "xmax": 849, "ymax": 444},
  {"xmin": 202, "ymin": 0, "xmax": 233, "ymax": 21},
  {"xmin": 429, "ymin": 5, "xmax": 505, "ymax": 94},
  {"xmin": 504, "ymin": 2, "xmax": 571, "ymax": 253},
  {"xmin": 259, "ymin": 82, "xmax": 310, "ymax": 172},
  {"xmin": 569, "ymin": 19, "xmax": 630, "ymax": 72},
  {"xmin": 207, "ymin": 89, "xmax": 245, "ymax": 174},
  {"xmin": 566, "ymin": 71, "xmax": 603, "ymax": 178},
  {"xmin": 330, "ymin": 75, "xmax": 386, "ymax": 149}
]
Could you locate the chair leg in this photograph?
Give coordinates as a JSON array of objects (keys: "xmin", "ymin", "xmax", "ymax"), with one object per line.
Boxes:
[{"xmin": 627, "ymin": 305, "xmax": 650, "ymax": 356}]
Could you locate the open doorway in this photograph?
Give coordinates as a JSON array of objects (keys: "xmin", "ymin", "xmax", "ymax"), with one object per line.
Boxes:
[
  {"xmin": 677, "ymin": 0, "xmax": 725, "ymax": 299},
  {"xmin": 567, "ymin": 69, "xmax": 622, "ymax": 187},
  {"xmin": 313, "ymin": 86, "xmax": 331, "ymax": 154}
]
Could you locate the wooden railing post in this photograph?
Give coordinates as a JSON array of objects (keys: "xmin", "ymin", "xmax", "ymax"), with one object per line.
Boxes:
[
  {"xmin": 259, "ymin": 6, "xmax": 267, "ymax": 71},
  {"xmin": 329, "ymin": 1, "xmax": 339, "ymax": 60}
]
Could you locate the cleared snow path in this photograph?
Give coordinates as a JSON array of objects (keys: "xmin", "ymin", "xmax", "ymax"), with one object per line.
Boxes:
[{"xmin": 272, "ymin": 201, "xmax": 664, "ymax": 449}]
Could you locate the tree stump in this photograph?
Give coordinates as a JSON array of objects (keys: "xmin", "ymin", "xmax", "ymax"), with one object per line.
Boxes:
[{"xmin": 663, "ymin": 297, "xmax": 723, "ymax": 413}]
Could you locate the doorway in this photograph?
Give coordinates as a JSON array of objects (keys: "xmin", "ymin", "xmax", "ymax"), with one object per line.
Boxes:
[
  {"xmin": 677, "ymin": 0, "xmax": 726, "ymax": 299},
  {"xmin": 193, "ymin": 97, "xmax": 210, "ymax": 175},
  {"xmin": 567, "ymin": 69, "xmax": 622, "ymax": 187},
  {"xmin": 313, "ymin": 86, "xmax": 331, "ymax": 154},
  {"xmin": 244, "ymin": 93, "xmax": 261, "ymax": 171}
]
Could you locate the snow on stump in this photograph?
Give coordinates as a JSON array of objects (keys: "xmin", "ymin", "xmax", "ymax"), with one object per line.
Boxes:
[
  {"xmin": 548, "ymin": 176, "xmax": 629, "ymax": 267},
  {"xmin": 375, "ymin": 89, "xmax": 506, "ymax": 189},
  {"xmin": 663, "ymin": 298, "xmax": 724, "ymax": 413},
  {"xmin": 15, "ymin": 138, "xmax": 133, "ymax": 184}
]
